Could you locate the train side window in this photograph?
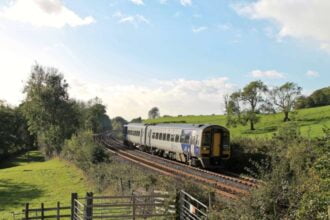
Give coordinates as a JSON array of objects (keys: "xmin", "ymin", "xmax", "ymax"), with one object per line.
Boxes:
[
  {"xmin": 170, "ymin": 134, "xmax": 175, "ymax": 142},
  {"xmin": 152, "ymin": 133, "xmax": 155, "ymax": 139},
  {"xmin": 159, "ymin": 133, "xmax": 163, "ymax": 140},
  {"xmin": 184, "ymin": 134, "xmax": 190, "ymax": 144},
  {"xmin": 175, "ymin": 135, "xmax": 179, "ymax": 142},
  {"xmin": 166, "ymin": 134, "xmax": 170, "ymax": 141},
  {"xmin": 163, "ymin": 133, "xmax": 166, "ymax": 140},
  {"xmin": 155, "ymin": 133, "xmax": 158, "ymax": 139}
]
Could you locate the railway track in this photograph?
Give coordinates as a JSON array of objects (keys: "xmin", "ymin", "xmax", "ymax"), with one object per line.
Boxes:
[{"xmin": 97, "ymin": 134, "xmax": 259, "ymax": 200}]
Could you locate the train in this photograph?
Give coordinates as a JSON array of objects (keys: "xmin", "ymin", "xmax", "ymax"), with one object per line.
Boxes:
[{"xmin": 123, "ymin": 123, "xmax": 230, "ymax": 169}]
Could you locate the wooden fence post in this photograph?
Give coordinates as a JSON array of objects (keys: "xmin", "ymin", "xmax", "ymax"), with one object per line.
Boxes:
[
  {"xmin": 85, "ymin": 192, "xmax": 93, "ymax": 220},
  {"xmin": 24, "ymin": 203, "xmax": 29, "ymax": 220},
  {"xmin": 132, "ymin": 194, "xmax": 136, "ymax": 220},
  {"xmin": 71, "ymin": 193, "xmax": 78, "ymax": 220},
  {"xmin": 41, "ymin": 203, "xmax": 44, "ymax": 220},
  {"xmin": 57, "ymin": 202, "xmax": 60, "ymax": 220}
]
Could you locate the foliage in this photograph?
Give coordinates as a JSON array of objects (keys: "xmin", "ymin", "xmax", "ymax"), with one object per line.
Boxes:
[
  {"xmin": 225, "ymin": 81, "xmax": 268, "ymax": 130},
  {"xmin": 130, "ymin": 117, "xmax": 142, "ymax": 123},
  {"xmin": 61, "ymin": 130, "xmax": 108, "ymax": 170},
  {"xmin": 83, "ymin": 98, "xmax": 112, "ymax": 134},
  {"xmin": 296, "ymin": 86, "xmax": 330, "ymax": 109},
  {"xmin": 148, "ymin": 106, "xmax": 160, "ymax": 119},
  {"xmin": 0, "ymin": 102, "xmax": 34, "ymax": 160},
  {"xmin": 219, "ymin": 126, "xmax": 330, "ymax": 219},
  {"xmin": 22, "ymin": 64, "xmax": 79, "ymax": 157},
  {"xmin": 269, "ymin": 82, "xmax": 302, "ymax": 121}
]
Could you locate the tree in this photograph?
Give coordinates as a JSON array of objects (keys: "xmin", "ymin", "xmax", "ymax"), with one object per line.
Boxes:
[
  {"xmin": 148, "ymin": 107, "xmax": 160, "ymax": 119},
  {"xmin": 240, "ymin": 80, "xmax": 268, "ymax": 130},
  {"xmin": 295, "ymin": 87, "xmax": 330, "ymax": 109},
  {"xmin": 224, "ymin": 93, "xmax": 241, "ymax": 127},
  {"xmin": 22, "ymin": 64, "xmax": 79, "ymax": 157},
  {"xmin": 112, "ymin": 116, "xmax": 128, "ymax": 131},
  {"xmin": 130, "ymin": 117, "xmax": 142, "ymax": 123},
  {"xmin": 84, "ymin": 98, "xmax": 112, "ymax": 134},
  {"xmin": 269, "ymin": 82, "xmax": 302, "ymax": 121}
]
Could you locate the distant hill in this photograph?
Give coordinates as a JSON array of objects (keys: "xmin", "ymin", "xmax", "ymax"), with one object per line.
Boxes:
[{"xmin": 145, "ymin": 105, "xmax": 330, "ymax": 138}]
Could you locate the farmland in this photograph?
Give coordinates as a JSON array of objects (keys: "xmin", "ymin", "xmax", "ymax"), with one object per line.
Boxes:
[{"xmin": 146, "ymin": 105, "xmax": 330, "ymax": 138}]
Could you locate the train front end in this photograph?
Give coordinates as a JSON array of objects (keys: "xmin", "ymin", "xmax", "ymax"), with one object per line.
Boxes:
[{"xmin": 199, "ymin": 125, "xmax": 230, "ymax": 168}]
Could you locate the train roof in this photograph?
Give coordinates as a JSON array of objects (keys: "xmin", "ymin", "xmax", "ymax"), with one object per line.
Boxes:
[{"xmin": 125, "ymin": 123, "xmax": 228, "ymax": 131}]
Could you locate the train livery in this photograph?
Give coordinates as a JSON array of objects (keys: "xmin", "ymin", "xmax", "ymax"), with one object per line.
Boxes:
[{"xmin": 123, "ymin": 123, "xmax": 230, "ymax": 169}]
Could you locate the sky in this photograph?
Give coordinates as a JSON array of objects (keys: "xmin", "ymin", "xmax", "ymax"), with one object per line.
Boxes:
[{"xmin": 0, "ymin": 0, "xmax": 329, "ymax": 120}]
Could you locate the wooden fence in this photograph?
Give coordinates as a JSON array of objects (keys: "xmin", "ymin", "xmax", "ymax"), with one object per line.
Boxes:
[
  {"xmin": 20, "ymin": 190, "xmax": 210, "ymax": 220},
  {"xmin": 22, "ymin": 192, "xmax": 176, "ymax": 220}
]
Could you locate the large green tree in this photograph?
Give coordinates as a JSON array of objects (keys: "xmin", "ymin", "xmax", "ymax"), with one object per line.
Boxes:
[
  {"xmin": 22, "ymin": 64, "xmax": 79, "ymax": 157},
  {"xmin": 269, "ymin": 82, "xmax": 302, "ymax": 121},
  {"xmin": 0, "ymin": 102, "xmax": 34, "ymax": 159},
  {"xmin": 84, "ymin": 98, "xmax": 112, "ymax": 134},
  {"xmin": 240, "ymin": 80, "xmax": 268, "ymax": 130}
]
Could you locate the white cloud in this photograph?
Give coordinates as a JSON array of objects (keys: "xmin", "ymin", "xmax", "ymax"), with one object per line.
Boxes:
[
  {"xmin": 234, "ymin": 0, "xmax": 330, "ymax": 52},
  {"xmin": 306, "ymin": 70, "xmax": 319, "ymax": 77},
  {"xmin": 68, "ymin": 77, "xmax": 235, "ymax": 119},
  {"xmin": 250, "ymin": 70, "xmax": 285, "ymax": 79},
  {"xmin": 0, "ymin": 0, "xmax": 95, "ymax": 28},
  {"xmin": 192, "ymin": 26, "xmax": 207, "ymax": 33},
  {"xmin": 131, "ymin": 0, "xmax": 144, "ymax": 5},
  {"xmin": 180, "ymin": 0, "xmax": 192, "ymax": 7},
  {"xmin": 113, "ymin": 11, "xmax": 150, "ymax": 27}
]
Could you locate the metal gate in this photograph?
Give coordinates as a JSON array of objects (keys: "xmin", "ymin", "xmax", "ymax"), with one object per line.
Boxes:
[{"xmin": 178, "ymin": 190, "xmax": 208, "ymax": 220}]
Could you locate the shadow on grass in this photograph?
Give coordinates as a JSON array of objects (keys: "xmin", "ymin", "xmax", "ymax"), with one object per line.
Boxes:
[
  {"xmin": 0, "ymin": 151, "xmax": 45, "ymax": 169},
  {"xmin": 0, "ymin": 179, "xmax": 44, "ymax": 211}
]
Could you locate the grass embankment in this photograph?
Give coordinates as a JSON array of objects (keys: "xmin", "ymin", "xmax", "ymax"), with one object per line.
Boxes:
[
  {"xmin": 0, "ymin": 151, "xmax": 92, "ymax": 218},
  {"xmin": 146, "ymin": 105, "xmax": 330, "ymax": 138}
]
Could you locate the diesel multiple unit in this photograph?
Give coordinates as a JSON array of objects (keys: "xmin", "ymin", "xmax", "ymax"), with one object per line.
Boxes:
[{"xmin": 123, "ymin": 123, "xmax": 230, "ymax": 168}]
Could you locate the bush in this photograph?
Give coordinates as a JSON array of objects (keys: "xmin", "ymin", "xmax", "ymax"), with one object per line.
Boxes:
[
  {"xmin": 61, "ymin": 130, "xmax": 108, "ymax": 170},
  {"xmin": 219, "ymin": 127, "xmax": 329, "ymax": 219}
]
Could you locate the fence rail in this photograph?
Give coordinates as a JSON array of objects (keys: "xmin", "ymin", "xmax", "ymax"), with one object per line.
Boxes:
[{"xmin": 20, "ymin": 190, "xmax": 208, "ymax": 220}]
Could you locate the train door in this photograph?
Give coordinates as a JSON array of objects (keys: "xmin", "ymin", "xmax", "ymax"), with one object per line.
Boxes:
[
  {"xmin": 212, "ymin": 132, "xmax": 221, "ymax": 157},
  {"xmin": 140, "ymin": 128, "xmax": 143, "ymax": 144}
]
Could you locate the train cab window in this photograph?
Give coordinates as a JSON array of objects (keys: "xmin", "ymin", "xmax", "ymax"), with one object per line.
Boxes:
[
  {"xmin": 170, "ymin": 134, "xmax": 175, "ymax": 142},
  {"xmin": 166, "ymin": 134, "xmax": 170, "ymax": 141},
  {"xmin": 175, "ymin": 135, "xmax": 179, "ymax": 142},
  {"xmin": 202, "ymin": 131, "xmax": 211, "ymax": 146}
]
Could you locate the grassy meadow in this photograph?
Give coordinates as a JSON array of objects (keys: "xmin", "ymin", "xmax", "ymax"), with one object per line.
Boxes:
[
  {"xmin": 146, "ymin": 105, "xmax": 330, "ymax": 138},
  {"xmin": 0, "ymin": 151, "xmax": 92, "ymax": 218}
]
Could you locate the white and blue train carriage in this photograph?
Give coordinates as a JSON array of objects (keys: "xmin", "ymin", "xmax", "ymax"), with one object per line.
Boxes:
[{"xmin": 123, "ymin": 123, "xmax": 230, "ymax": 169}]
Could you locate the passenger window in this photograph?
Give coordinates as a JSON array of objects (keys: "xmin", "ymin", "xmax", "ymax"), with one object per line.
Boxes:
[
  {"xmin": 160, "ymin": 133, "xmax": 163, "ymax": 140},
  {"xmin": 152, "ymin": 133, "xmax": 155, "ymax": 139},
  {"xmin": 175, "ymin": 135, "xmax": 179, "ymax": 142},
  {"xmin": 184, "ymin": 134, "xmax": 190, "ymax": 144},
  {"xmin": 155, "ymin": 133, "xmax": 159, "ymax": 139},
  {"xmin": 170, "ymin": 134, "xmax": 175, "ymax": 142},
  {"xmin": 167, "ymin": 134, "xmax": 170, "ymax": 141},
  {"xmin": 163, "ymin": 133, "xmax": 166, "ymax": 140}
]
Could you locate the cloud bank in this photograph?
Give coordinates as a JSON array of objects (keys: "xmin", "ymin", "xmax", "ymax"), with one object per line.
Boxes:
[
  {"xmin": 234, "ymin": 0, "xmax": 330, "ymax": 52},
  {"xmin": 68, "ymin": 77, "xmax": 235, "ymax": 119},
  {"xmin": 0, "ymin": 0, "xmax": 95, "ymax": 28}
]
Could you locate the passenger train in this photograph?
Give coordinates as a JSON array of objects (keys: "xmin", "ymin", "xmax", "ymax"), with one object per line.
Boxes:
[{"xmin": 123, "ymin": 123, "xmax": 230, "ymax": 169}]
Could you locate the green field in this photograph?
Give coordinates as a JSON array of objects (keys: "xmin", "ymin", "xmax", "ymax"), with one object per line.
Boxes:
[
  {"xmin": 0, "ymin": 151, "xmax": 92, "ymax": 218},
  {"xmin": 146, "ymin": 105, "xmax": 330, "ymax": 138}
]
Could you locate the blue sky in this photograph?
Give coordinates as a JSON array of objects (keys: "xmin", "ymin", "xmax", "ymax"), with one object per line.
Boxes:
[{"xmin": 0, "ymin": 0, "xmax": 329, "ymax": 119}]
